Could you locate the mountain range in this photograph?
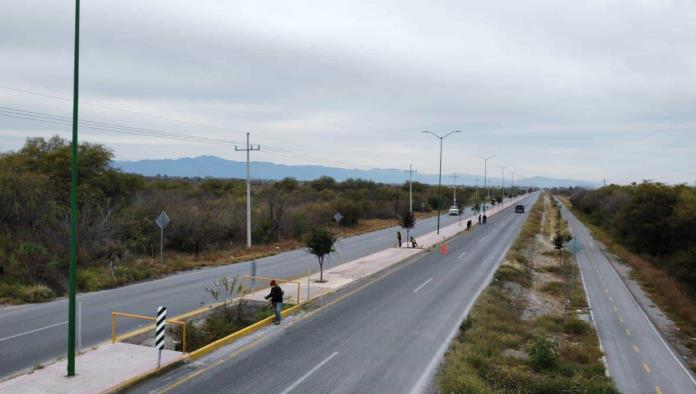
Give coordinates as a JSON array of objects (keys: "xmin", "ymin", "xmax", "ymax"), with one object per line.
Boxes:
[{"xmin": 112, "ymin": 155, "xmax": 600, "ymax": 189}]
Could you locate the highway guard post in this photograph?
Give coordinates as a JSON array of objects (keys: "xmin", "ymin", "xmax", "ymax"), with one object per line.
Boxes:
[{"xmin": 155, "ymin": 306, "xmax": 166, "ymax": 367}]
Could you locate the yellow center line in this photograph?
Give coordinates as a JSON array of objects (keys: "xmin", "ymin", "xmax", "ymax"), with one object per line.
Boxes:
[
  {"xmin": 625, "ymin": 328, "xmax": 631, "ymax": 336},
  {"xmin": 633, "ymin": 344, "xmax": 640, "ymax": 353},
  {"xmin": 655, "ymin": 386, "xmax": 663, "ymax": 394},
  {"xmin": 643, "ymin": 363, "xmax": 651, "ymax": 373}
]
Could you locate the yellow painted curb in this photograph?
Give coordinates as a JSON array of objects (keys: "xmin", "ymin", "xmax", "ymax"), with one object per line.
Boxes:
[
  {"xmin": 104, "ymin": 303, "xmax": 303, "ymax": 393},
  {"xmin": 187, "ymin": 303, "xmax": 302, "ymax": 361}
]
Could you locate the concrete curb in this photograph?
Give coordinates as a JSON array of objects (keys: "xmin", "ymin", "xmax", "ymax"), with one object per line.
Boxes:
[{"xmin": 105, "ymin": 303, "xmax": 303, "ymax": 393}]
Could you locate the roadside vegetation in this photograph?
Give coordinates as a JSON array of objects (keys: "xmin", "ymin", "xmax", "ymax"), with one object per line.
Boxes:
[
  {"xmin": 558, "ymin": 183, "xmax": 696, "ymax": 368},
  {"xmin": 0, "ymin": 136, "xmax": 529, "ymax": 303},
  {"xmin": 437, "ymin": 193, "xmax": 617, "ymax": 393}
]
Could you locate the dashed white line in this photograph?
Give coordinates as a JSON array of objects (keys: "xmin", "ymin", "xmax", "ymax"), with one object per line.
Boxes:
[
  {"xmin": 279, "ymin": 352, "xmax": 339, "ymax": 394},
  {"xmin": 0, "ymin": 321, "xmax": 68, "ymax": 343},
  {"xmin": 414, "ymin": 278, "xmax": 433, "ymax": 293}
]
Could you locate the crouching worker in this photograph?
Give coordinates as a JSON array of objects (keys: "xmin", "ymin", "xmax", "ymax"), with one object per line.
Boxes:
[
  {"xmin": 410, "ymin": 236, "xmax": 419, "ymax": 248},
  {"xmin": 265, "ymin": 280, "xmax": 284, "ymax": 325}
]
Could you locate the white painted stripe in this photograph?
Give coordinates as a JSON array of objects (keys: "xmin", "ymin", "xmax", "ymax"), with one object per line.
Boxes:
[
  {"xmin": 279, "ymin": 352, "xmax": 339, "ymax": 394},
  {"xmin": 457, "ymin": 251, "xmax": 467, "ymax": 259},
  {"xmin": 413, "ymin": 278, "xmax": 433, "ymax": 293},
  {"xmin": 0, "ymin": 321, "xmax": 68, "ymax": 343}
]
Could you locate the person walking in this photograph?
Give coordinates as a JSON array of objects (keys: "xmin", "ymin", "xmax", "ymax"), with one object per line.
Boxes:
[
  {"xmin": 396, "ymin": 231, "xmax": 402, "ymax": 247},
  {"xmin": 478, "ymin": 214, "xmax": 482, "ymax": 224},
  {"xmin": 265, "ymin": 280, "xmax": 284, "ymax": 325},
  {"xmin": 483, "ymin": 214, "xmax": 487, "ymax": 224}
]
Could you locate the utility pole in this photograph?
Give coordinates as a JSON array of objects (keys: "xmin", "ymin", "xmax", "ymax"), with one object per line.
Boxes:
[
  {"xmin": 235, "ymin": 132, "xmax": 260, "ymax": 249},
  {"xmin": 67, "ymin": 0, "xmax": 80, "ymax": 377},
  {"xmin": 603, "ymin": 178, "xmax": 607, "ymax": 187},
  {"xmin": 422, "ymin": 130, "xmax": 462, "ymax": 234},
  {"xmin": 475, "ymin": 176, "xmax": 479, "ymax": 213},
  {"xmin": 405, "ymin": 165, "xmax": 417, "ymax": 214},
  {"xmin": 511, "ymin": 171, "xmax": 515, "ymax": 196},
  {"xmin": 451, "ymin": 173, "xmax": 458, "ymax": 205},
  {"xmin": 476, "ymin": 155, "xmax": 495, "ymax": 215},
  {"xmin": 498, "ymin": 166, "xmax": 506, "ymax": 206}
]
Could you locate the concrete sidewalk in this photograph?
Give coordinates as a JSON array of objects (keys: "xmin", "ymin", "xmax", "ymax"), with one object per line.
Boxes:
[
  {"xmin": 0, "ymin": 343, "xmax": 181, "ymax": 394},
  {"xmin": 0, "ymin": 196, "xmax": 525, "ymax": 394}
]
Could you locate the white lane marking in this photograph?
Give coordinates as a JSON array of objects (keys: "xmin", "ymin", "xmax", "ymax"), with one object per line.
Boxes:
[
  {"xmin": 413, "ymin": 278, "xmax": 433, "ymax": 293},
  {"xmin": 279, "ymin": 352, "xmax": 339, "ymax": 394},
  {"xmin": 411, "ymin": 214, "xmax": 523, "ymax": 394},
  {"xmin": 577, "ymin": 255, "xmax": 610, "ymax": 377},
  {"xmin": 478, "ymin": 234, "xmax": 490, "ymax": 243},
  {"xmin": 0, "ymin": 321, "xmax": 68, "ymax": 343},
  {"xmin": 457, "ymin": 251, "xmax": 467, "ymax": 259}
]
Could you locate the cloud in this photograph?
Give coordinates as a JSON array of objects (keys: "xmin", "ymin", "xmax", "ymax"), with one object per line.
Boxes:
[{"xmin": 1, "ymin": 0, "xmax": 695, "ymax": 184}]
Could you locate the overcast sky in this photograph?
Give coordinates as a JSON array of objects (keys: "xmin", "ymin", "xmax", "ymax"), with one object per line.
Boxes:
[{"xmin": 1, "ymin": 0, "xmax": 695, "ymax": 184}]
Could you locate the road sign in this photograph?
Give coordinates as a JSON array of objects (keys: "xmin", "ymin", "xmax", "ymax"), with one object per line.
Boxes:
[
  {"xmin": 155, "ymin": 211, "xmax": 170, "ymax": 229},
  {"xmin": 154, "ymin": 211, "xmax": 170, "ymax": 267},
  {"xmin": 333, "ymin": 212, "xmax": 343, "ymax": 223},
  {"xmin": 155, "ymin": 306, "xmax": 166, "ymax": 367}
]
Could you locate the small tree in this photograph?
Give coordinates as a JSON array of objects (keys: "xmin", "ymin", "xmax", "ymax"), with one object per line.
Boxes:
[
  {"xmin": 400, "ymin": 210, "xmax": 416, "ymax": 247},
  {"xmin": 304, "ymin": 228, "xmax": 337, "ymax": 282}
]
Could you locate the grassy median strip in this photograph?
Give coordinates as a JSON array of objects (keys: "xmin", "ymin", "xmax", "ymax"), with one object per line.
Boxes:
[{"xmin": 437, "ymin": 194, "xmax": 617, "ymax": 393}]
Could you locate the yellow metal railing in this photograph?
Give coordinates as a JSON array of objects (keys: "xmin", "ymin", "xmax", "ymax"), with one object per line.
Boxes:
[
  {"xmin": 241, "ymin": 275, "xmax": 301, "ymax": 305},
  {"xmin": 111, "ymin": 311, "xmax": 187, "ymax": 353}
]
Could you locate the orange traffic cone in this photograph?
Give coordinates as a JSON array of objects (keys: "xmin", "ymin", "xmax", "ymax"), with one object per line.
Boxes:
[{"xmin": 441, "ymin": 242, "xmax": 447, "ymax": 255}]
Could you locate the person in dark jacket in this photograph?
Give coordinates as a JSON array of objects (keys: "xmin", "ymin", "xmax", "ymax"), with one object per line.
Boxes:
[
  {"xmin": 396, "ymin": 231, "xmax": 402, "ymax": 247},
  {"xmin": 478, "ymin": 214, "xmax": 482, "ymax": 224},
  {"xmin": 410, "ymin": 236, "xmax": 418, "ymax": 248},
  {"xmin": 482, "ymin": 214, "xmax": 487, "ymax": 224},
  {"xmin": 265, "ymin": 280, "xmax": 284, "ymax": 325}
]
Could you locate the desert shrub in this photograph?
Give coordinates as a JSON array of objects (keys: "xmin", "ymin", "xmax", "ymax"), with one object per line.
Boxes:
[{"xmin": 529, "ymin": 336, "xmax": 558, "ymax": 371}]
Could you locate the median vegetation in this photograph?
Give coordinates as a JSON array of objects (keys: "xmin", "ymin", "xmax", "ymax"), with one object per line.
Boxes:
[
  {"xmin": 437, "ymin": 194, "xmax": 617, "ymax": 393},
  {"xmin": 0, "ymin": 136, "xmax": 530, "ymax": 303}
]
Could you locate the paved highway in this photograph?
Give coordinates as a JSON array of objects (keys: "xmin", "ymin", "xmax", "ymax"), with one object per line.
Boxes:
[
  {"xmin": 130, "ymin": 193, "xmax": 538, "ymax": 394},
  {"xmin": 0, "ymin": 202, "xmax": 501, "ymax": 379},
  {"xmin": 561, "ymin": 202, "xmax": 696, "ymax": 394}
]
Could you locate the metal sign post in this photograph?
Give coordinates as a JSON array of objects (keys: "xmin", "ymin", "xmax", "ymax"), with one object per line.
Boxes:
[
  {"xmin": 155, "ymin": 306, "xmax": 166, "ymax": 368},
  {"xmin": 333, "ymin": 212, "xmax": 343, "ymax": 230},
  {"xmin": 154, "ymin": 211, "xmax": 170, "ymax": 267},
  {"xmin": 250, "ymin": 261, "xmax": 257, "ymax": 290}
]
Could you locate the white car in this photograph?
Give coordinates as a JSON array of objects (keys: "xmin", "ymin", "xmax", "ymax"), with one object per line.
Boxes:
[{"xmin": 448, "ymin": 206, "xmax": 460, "ymax": 216}]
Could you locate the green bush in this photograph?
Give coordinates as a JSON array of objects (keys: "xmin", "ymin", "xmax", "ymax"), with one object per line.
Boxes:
[{"xmin": 529, "ymin": 336, "xmax": 558, "ymax": 371}]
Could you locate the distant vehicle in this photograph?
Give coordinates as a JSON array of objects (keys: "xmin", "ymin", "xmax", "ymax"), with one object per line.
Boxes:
[
  {"xmin": 448, "ymin": 206, "xmax": 460, "ymax": 216},
  {"xmin": 515, "ymin": 205, "xmax": 525, "ymax": 213}
]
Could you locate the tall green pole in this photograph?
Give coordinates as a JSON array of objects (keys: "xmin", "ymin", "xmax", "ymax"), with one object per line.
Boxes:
[{"xmin": 67, "ymin": 0, "xmax": 80, "ymax": 377}]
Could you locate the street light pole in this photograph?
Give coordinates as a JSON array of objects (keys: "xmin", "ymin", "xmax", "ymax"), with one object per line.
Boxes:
[
  {"xmin": 405, "ymin": 164, "xmax": 417, "ymax": 214},
  {"xmin": 476, "ymin": 155, "xmax": 495, "ymax": 215},
  {"xmin": 498, "ymin": 166, "xmax": 506, "ymax": 206},
  {"xmin": 423, "ymin": 130, "xmax": 462, "ymax": 234},
  {"xmin": 67, "ymin": 0, "xmax": 80, "ymax": 377}
]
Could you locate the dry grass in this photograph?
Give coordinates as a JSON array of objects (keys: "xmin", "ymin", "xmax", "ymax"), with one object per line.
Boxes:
[{"xmin": 437, "ymin": 193, "xmax": 617, "ymax": 393}]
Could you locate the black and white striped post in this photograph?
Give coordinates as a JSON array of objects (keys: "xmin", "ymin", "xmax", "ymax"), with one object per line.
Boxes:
[{"xmin": 155, "ymin": 306, "xmax": 166, "ymax": 368}]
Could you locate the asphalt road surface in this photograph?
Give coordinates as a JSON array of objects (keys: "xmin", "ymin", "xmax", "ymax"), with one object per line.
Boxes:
[
  {"xmin": 560, "ymin": 201, "xmax": 696, "ymax": 394},
  {"xmin": 130, "ymin": 193, "xmax": 539, "ymax": 394},
  {"xmin": 0, "ymin": 201, "xmax": 504, "ymax": 379}
]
